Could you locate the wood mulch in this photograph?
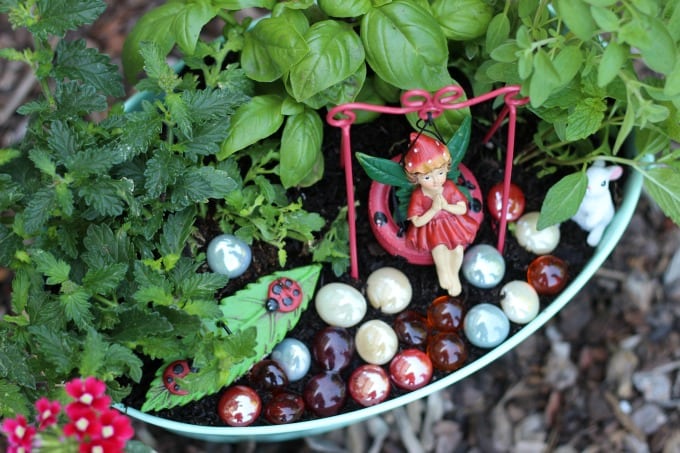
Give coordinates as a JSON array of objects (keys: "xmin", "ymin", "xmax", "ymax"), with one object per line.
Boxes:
[{"xmin": 2, "ymin": 2, "xmax": 679, "ymax": 452}]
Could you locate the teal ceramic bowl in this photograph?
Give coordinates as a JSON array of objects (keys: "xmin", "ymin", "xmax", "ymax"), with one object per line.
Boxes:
[{"xmin": 114, "ymin": 95, "xmax": 645, "ymax": 440}]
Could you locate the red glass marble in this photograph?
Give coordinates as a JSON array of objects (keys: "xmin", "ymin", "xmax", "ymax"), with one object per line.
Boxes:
[
  {"xmin": 348, "ymin": 364, "xmax": 391, "ymax": 407},
  {"xmin": 527, "ymin": 255, "xmax": 568, "ymax": 296},
  {"xmin": 389, "ymin": 348, "xmax": 433, "ymax": 391},
  {"xmin": 263, "ymin": 392, "xmax": 305, "ymax": 425},
  {"xmin": 312, "ymin": 326, "xmax": 354, "ymax": 372},
  {"xmin": 427, "ymin": 332, "xmax": 467, "ymax": 372},
  {"xmin": 163, "ymin": 360, "xmax": 190, "ymax": 395},
  {"xmin": 427, "ymin": 295, "xmax": 465, "ymax": 333},
  {"xmin": 248, "ymin": 359, "xmax": 288, "ymax": 390},
  {"xmin": 487, "ymin": 182, "xmax": 526, "ymax": 221},
  {"xmin": 394, "ymin": 310, "xmax": 429, "ymax": 346},
  {"xmin": 217, "ymin": 385, "xmax": 262, "ymax": 427},
  {"xmin": 303, "ymin": 372, "xmax": 347, "ymax": 417}
]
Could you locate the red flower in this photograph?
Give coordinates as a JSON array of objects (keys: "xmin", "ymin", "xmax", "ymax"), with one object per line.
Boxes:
[
  {"xmin": 2, "ymin": 415, "xmax": 36, "ymax": 452},
  {"xmin": 63, "ymin": 406, "xmax": 101, "ymax": 441},
  {"xmin": 34, "ymin": 398, "xmax": 61, "ymax": 430},
  {"xmin": 78, "ymin": 437, "xmax": 123, "ymax": 453},
  {"xmin": 65, "ymin": 377, "xmax": 111, "ymax": 412},
  {"xmin": 98, "ymin": 408, "xmax": 134, "ymax": 446}
]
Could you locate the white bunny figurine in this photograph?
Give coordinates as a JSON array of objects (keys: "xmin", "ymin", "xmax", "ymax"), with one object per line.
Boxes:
[{"xmin": 571, "ymin": 162, "xmax": 623, "ymax": 247}]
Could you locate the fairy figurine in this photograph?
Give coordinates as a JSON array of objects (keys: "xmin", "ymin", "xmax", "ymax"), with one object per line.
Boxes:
[{"xmin": 403, "ymin": 133, "xmax": 481, "ymax": 296}]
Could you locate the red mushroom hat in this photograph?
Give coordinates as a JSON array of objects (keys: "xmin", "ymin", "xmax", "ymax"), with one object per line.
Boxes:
[{"xmin": 403, "ymin": 132, "xmax": 451, "ymax": 175}]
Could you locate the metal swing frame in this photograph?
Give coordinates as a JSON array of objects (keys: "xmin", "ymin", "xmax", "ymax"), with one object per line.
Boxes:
[{"xmin": 326, "ymin": 85, "xmax": 529, "ymax": 280}]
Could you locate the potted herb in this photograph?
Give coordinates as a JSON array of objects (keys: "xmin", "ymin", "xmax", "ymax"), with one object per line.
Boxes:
[{"xmin": 0, "ymin": 0, "xmax": 678, "ymax": 444}]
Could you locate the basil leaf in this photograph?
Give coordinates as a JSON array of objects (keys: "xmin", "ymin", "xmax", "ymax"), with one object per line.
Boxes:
[
  {"xmin": 361, "ymin": 0, "xmax": 449, "ymax": 90},
  {"xmin": 279, "ymin": 109, "xmax": 324, "ymax": 188},
  {"xmin": 218, "ymin": 95, "xmax": 284, "ymax": 160},
  {"xmin": 241, "ymin": 15, "xmax": 309, "ymax": 82},
  {"xmin": 287, "ymin": 20, "xmax": 365, "ymax": 102},
  {"xmin": 318, "ymin": 0, "xmax": 371, "ymax": 17}
]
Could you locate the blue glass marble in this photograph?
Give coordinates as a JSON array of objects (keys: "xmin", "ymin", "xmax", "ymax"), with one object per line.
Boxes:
[
  {"xmin": 463, "ymin": 303, "xmax": 510, "ymax": 348},
  {"xmin": 461, "ymin": 244, "xmax": 506, "ymax": 289},
  {"xmin": 271, "ymin": 338, "xmax": 312, "ymax": 382},
  {"xmin": 206, "ymin": 234, "xmax": 252, "ymax": 278}
]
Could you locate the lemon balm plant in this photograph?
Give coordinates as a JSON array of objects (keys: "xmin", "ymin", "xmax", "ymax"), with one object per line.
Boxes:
[{"xmin": 0, "ymin": 0, "xmax": 333, "ymax": 419}]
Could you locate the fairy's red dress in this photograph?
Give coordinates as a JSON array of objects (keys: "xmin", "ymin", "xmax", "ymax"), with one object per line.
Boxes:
[{"xmin": 405, "ymin": 180, "xmax": 481, "ymax": 252}]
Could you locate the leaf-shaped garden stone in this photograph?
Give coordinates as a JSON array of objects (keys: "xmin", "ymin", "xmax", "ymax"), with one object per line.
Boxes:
[{"xmin": 141, "ymin": 264, "xmax": 322, "ymax": 412}]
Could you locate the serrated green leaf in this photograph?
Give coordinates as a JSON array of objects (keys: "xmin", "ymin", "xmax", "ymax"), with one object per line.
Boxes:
[
  {"xmin": 643, "ymin": 165, "xmax": 680, "ymax": 225},
  {"xmin": 78, "ymin": 177, "xmax": 132, "ymax": 217},
  {"xmin": 33, "ymin": 0, "xmax": 106, "ymax": 37},
  {"xmin": 82, "ymin": 263, "xmax": 128, "ymax": 294},
  {"xmin": 28, "ymin": 325, "xmax": 78, "ymax": 374},
  {"xmin": 54, "ymin": 79, "xmax": 107, "ymax": 115},
  {"xmin": 356, "ymin": 152, "xmax": 411, "ymax": 187},
  {"xmin": 218, "ymin": 95, "xmax": 284, "ymax": 159},
  {"xmin": 23, "ymin": 187, "xmax": 55, "ymax": 234},
  {"xmin": 159, "ymin": 207, "xmax": 196, "ymax": 257},
  {"xmin": 54, "ymin": 39, "xmax": 124, "ymax": 97},
  {"xmin": 133, "ymin": 285, "xmax": 175, "ymax": 306},
  {"xmin": 179, "ymin": 273, "xmax": 229, "ymax": 300},
  {"xmin": 79, "ymin": 328, "xmax": 108, "ymax": 377},
  {"xmin": 538, "ymin": 171, "xmax": 588, "ymax": 229},
  {"xmin": 110, "ymin": 306, "xmax": 174, "ymax": 343},
  {"xmin": 28, "ymin": 149, "xmax": 56, "ymax": 176},
  {"xmin": 566, "ymin": 97, "xmax": 606, "ymax": 141},
  {"xmin": 144, "ymin": 148, "xmax": 184, "ymax": 200},
  {"xmin": 60, "ymin": 286, "xmax": 94, "ymax": 326},
  {"xmin": 32, "ymin": 249, "xmax": 70, "ymax": 285},
  {"xmin": 0, "ymin": 380, "xmax": 31, "ymax": 418}
]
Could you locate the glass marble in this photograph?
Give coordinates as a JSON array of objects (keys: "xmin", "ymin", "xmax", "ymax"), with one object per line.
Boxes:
[
  {"xmin": 463, "ymin": 303, "xmax": 510, "ymax": 348},
  {"xmin": 427, "ymin": 333, "xmax": 467, "ymax": 372},
  {"xmin": 366, "ymin": 267, "xmax": 413, "ymax": 314},
  {"xmin": 355, "ymin": 319, "xmax": 399, "ymax": 365},
  {"xmin": 271, "ymin": 338, "xmax": 311, "ymax": 382},
  {"xmin": 217, "ymin": 385, "xmax": 261, "ymax": 427},
  {"xmin": 348, "ymin": 364, "xmax": 391, "ymax": 407},
  {"xmin": 527, "ymin": 255, "xmax": 568, "ymax": 295},
  {"xmin": 303, "ymin": 372, "xmax": 347, "ymax": 417},
  {"xmin": 206, "ymin": 234, "xmax": 252, "ymax": 278},
  {"xmin": 499, "ymin": 280, "xmax": 540, "ymax": 324},
  {"xmin": 427, "ymin": 295, "xmax": 465, "ymax": 333},
  {"xmin": 315, "ymin": 282, "xmax": 367, "ymax": 328},
  {"xmin": 263, "ymin": 392, "xmax": 305, "ymax": 425},
  {"xmin": 394, "ymin": 310, "xmax": 428, "ymax": 346},
  {"xmin": 514, "ymin": 212, "xmax": 560, "ymax": 255},
  {"xmin": 312, "ymin": 326, "xmax": 354, "ymax": 372},
  {"xmin": 461, "ymin": 244, "xmax": 506, "ymax": 288},
  {"xmin": 248, "ymin": 359, "xmax": 288, "ymax": 390},
  {"xmin": 389, "ymin": 348, "xmax": 433, "ymax": 391}
]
